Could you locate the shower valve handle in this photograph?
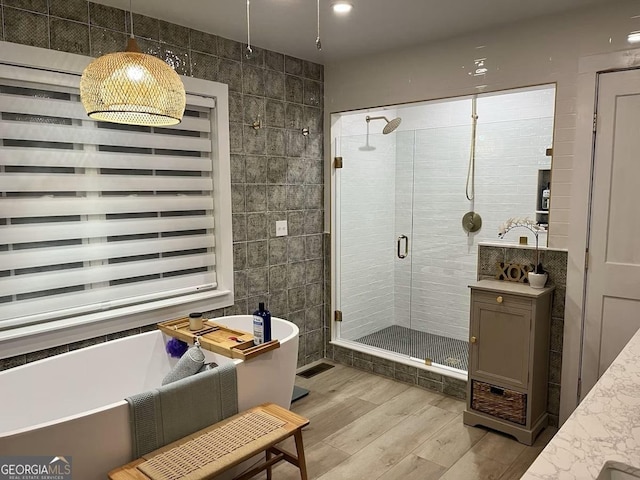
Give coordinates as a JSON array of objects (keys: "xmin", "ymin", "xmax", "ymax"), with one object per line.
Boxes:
[{"xmin": 397, "ymin": 235, "xmax": 408, "ymax": 259}]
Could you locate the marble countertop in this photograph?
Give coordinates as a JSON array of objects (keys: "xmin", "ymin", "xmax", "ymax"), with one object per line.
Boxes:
[{"xmin": 522, "ymin": 327, "xmax": 640, "ymax": 479}]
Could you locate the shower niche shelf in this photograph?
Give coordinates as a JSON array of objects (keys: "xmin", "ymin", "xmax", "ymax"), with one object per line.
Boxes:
[{"xmin": 536, "ymin": 169, "xmax": 551, "ymax": 226}]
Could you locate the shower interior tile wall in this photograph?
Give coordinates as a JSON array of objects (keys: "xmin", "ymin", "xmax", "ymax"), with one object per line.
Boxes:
[
  {"xmin": 337, "ymin": 87, "xmax": 553, "ymax": 343},
  {"xmin": 408, "ymin": 88, "xmax": 553, "ymax": 340},
  {"xmin": 0, "ymin": 0, "xmax": 325, "ymax": 370}
]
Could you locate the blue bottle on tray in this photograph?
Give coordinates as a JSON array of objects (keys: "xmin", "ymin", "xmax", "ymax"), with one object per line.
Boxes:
[{"xmin": 252, "ymin": 302, "xmax": 272, "ymax": 345}]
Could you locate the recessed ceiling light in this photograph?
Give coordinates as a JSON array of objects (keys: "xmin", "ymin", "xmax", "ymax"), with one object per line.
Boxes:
[{"xmin": 332, "ymin": 2, "xmax": 353, "ymax": 14}]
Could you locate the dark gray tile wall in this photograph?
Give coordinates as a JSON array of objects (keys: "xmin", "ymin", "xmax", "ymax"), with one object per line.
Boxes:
[
  {"xmin": 0, "ymin": 0, "xmax": 324, "ymax": 371},
  {"xmin": 477, "ymin": 245, "xmax": 568, "ymax": 427}
]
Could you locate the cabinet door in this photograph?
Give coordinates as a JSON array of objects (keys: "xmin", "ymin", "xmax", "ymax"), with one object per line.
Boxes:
[{"xmin": 470, "ymin": 301, "xmax": 531, "ymax": 389}]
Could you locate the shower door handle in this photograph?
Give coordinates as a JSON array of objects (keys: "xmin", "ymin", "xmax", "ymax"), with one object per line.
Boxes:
[{"xmin": 397, "ymin": 235, "xmax": 409, "ymax": 259}]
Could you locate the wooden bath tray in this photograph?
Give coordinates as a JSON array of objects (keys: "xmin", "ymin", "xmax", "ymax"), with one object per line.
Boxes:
[{"xmin": 157, "ymin": 318, "xmax": 279, "ymax": 361}]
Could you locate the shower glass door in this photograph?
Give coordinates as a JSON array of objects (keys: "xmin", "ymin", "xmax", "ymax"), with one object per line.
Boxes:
[
  {"xmin": 335, "ymin": 128, "xmax": 416, "ymax": 358},
  {"xmin": 334, "ymin": 120, "xmax": 472, "ymax": 371},
  {"xmin": 333, "ymin": 112, "xmax": 474, "ymax": 374},
  {"xmin": 334, "ymin": 111, "xmax": 474, "ymax": 373}
]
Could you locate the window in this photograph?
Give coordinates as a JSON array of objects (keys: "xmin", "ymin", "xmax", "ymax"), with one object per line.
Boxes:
[{"xmin": 0, "ymin": 43, "xmax": 233, "ymax": 354}]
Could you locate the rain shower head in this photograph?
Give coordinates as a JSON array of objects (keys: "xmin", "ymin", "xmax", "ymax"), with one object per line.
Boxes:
[{"xmin": 366, "ymin": 115, "xmax": 402, "ymax": 134}]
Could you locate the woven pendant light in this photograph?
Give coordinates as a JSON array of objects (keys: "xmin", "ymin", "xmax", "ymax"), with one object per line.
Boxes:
[{"xmin": 80, "ymin": 8, "xmax": 185, "ymax": 126}]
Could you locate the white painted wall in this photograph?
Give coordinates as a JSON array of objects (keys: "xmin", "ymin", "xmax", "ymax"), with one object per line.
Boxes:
[{"xmin": 327, "ymin": 0, "xmax": 640, "ymax": 423}]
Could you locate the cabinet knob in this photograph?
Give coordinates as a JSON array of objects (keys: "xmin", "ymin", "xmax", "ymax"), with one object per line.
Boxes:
[
  {"xmin": 496, "ymin": 296, "xmax": 503, "ymax": 304},
  {"xmin": 470, "ymin": 336, "xmax": 477, "ymax": 344}
]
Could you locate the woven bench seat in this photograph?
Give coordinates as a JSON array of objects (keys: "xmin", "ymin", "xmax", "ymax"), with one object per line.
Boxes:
[{"xmin": 109, "ymin": 403, "xmax": 310, "ymax": 480}]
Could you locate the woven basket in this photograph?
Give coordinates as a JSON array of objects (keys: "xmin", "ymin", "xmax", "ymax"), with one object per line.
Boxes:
[{"xmin": 471, "ymin": 380, "xmax": 527, "ymax": 425}]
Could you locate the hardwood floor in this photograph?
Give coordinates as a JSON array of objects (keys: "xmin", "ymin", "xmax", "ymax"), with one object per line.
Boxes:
[{"xmin": 256, "ymin": 361, "xmax": 556, "ymax": 480}]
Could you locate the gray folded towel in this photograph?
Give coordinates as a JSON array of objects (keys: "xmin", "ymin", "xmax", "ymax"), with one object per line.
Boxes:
[
  {"xmin": 126, "ymin": 390, "xmax": 163, "ymax": 458},
  {"xmin": 126, "ymin": 362, "xmax": 238, "ymax": 458}
]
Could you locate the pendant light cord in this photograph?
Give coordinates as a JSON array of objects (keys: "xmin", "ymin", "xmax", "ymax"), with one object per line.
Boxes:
[
  {"xmin": 316, "ymin": 0, "xmax": 322, "ymax": 50},
  {"xmin": 246, "ymin": 0, "xmax": 250, "ymax": 48},
  {"xmin": 245, "ymin": 0, "xmax": 253, "ymax": 58},
  {"xmin": 129, "ymin": 0, "xmax": 134, "ymax": 38},
  {"xmin": 466, "ymin": 96, "xmax": 478, "ymax": 201}
]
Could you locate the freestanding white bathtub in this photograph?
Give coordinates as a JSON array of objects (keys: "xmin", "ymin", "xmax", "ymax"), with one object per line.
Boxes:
[{"xmin": 0, "ymin": 315, "xmax": 299, "ymax": 480}]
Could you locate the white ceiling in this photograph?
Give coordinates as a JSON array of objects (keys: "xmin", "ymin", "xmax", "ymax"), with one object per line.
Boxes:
[{"xmin": 93, "ymin": 0, "xmax": 614, "ymax": 63}]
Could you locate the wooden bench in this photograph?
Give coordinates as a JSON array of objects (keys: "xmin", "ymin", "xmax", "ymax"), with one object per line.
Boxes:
[{"xmin": 108, "ymin": 403, "xmax": 309, "ymax": 480}]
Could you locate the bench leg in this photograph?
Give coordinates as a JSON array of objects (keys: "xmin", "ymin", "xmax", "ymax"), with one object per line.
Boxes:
[
  {"xmin": 266, "ymin": 449, "xmax": 272, "ymax": 480},
  {"xmin": 293, "ymin": 429, "xmax": 308, "ymax": 480}
]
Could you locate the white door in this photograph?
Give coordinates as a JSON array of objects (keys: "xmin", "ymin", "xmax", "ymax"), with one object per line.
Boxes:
[{"xmin": 581, "ymin": 69, "xmax": 640, "ymax": 398}]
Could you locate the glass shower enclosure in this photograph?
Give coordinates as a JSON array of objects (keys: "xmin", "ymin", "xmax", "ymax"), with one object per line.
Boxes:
[{"xmin": 331, "ymin": 85, "xmax": 556, "ymax": 375}]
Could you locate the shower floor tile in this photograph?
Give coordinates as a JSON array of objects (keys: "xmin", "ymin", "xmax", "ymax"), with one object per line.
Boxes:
[{"xmin": 355, "ymin": 325, "xmax": 469, "ymax": 371}]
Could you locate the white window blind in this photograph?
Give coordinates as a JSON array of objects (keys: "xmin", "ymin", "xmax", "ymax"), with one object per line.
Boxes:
[{"xmin": 0, "ymin": 76, "xmax": 219, "ymax": 329}]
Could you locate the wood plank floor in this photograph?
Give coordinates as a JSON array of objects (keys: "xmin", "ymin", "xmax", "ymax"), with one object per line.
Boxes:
[{"xmin": 255, "ymin": 361, "xmax": 556, "ymax": 480}]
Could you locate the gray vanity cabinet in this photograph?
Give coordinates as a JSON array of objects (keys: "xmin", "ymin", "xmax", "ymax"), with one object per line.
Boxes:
[{"xmin": 463, "ymin": 279, "xmax": 554, "ymax": 445}]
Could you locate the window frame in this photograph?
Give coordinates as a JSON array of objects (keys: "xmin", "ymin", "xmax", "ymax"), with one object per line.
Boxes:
[{"xmin": 0, "ymin": 41, "xmax": 234, "ymax": 358}]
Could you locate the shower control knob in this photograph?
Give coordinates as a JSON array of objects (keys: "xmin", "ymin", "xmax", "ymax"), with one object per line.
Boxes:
[
  {"xmin": 470, "ymin": 336, "xmax": 477, "ymax": 344},
  {"xmin": 496, "ymin": 296, "xmax": 503, "ymax": 304}
]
